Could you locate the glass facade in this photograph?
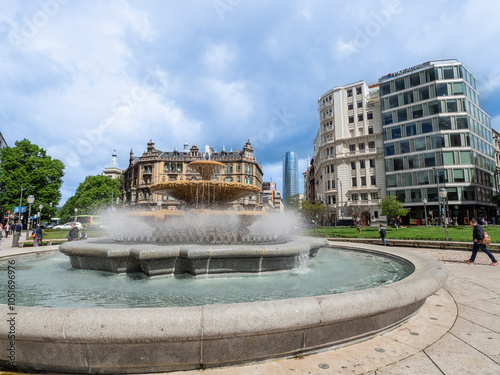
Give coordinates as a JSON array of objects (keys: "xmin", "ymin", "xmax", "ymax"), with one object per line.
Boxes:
[
  {"xmin": 379, "ymin": 60, "xmax": 495, "ymax": 224},
  {"xmin": 282, "ymin": 151, "xmax": 299, "ymax": 205}
]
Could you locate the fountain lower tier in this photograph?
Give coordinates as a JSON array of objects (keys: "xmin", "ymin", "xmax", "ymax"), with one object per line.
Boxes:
[{"xmin": 59, "ymin": 237, "xmax": 328, "ymax": 276}]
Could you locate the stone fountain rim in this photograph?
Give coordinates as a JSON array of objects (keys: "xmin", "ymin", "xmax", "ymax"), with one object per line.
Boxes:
[{"xmin": 0, "ymin": 244, "xmax": 448, "ymax": 373}]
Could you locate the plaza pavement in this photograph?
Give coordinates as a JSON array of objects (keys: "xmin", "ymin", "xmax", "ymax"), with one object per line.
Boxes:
[{"xmin": 0, "ymin": 237, "xmax": 499, "ymax": 374}]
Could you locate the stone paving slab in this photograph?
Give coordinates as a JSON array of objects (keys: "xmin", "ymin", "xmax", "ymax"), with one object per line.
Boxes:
[{"xmin": 1, "ymin": 240, "xmax": 500, "ymax": 374}]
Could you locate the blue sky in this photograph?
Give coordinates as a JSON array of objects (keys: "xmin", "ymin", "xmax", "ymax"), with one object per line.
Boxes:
[{"xmin": 1, "ymin": 0, "xmax": 499, "ymax": 204}]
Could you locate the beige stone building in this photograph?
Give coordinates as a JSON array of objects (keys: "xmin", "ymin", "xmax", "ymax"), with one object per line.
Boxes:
[
  {"xmin": 122, "ymin": 140, "xmax": 263, "ymax": 210},
  {"xmin": 311, "ymin": 81, "xmax": 386, "ymax": 225}
]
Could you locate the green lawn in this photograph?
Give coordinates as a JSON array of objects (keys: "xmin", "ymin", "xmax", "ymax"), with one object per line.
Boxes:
[
  {"xmin": 41, "ymin": 228, "xmax": 107, "ymax": 240},
  {"xmin": 307, "ymin": 225, "xmax": 500, "ymax": 242}
]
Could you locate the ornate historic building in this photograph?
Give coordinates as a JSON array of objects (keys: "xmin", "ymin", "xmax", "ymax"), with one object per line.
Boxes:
[
  {"xmin": 122, "ymin": 140, "xmax": 263, "ymax": 210},
  {"xmin": 102, "ymin": 151, "xmax": 123, "ymax": 180}
]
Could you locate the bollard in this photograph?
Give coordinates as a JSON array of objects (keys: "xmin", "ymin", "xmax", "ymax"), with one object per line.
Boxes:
[{"xmin": 11, "ymin": 232, "xmax": 20, "ymax": 247}]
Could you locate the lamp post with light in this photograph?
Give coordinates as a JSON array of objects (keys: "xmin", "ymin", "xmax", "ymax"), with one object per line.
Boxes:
[
  {"xmin": 38, "ymin": 204, "xmax": 43, "ymax": 226},
  {"xmin": 26, "ymin": 195, "xmax": 35, "ymax": 239},
  {"xmin": 439, "ymin": 188, "xmax": 448, "ymax": 241},
  {"xmin": 422, "ymin": 198, "xmax": 428, "ymax": 226}
]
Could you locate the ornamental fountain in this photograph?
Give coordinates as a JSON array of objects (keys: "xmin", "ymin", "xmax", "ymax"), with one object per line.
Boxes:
[
  {"xmin": 59, "ymin": 158, "xmax": 327, "ymax": 276},
  {"xmin": 0, "ymin": 151, "xmax": 448, "ymax": 374}
]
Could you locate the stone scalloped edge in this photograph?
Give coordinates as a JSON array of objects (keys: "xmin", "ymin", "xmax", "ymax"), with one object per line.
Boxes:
[
  {"xmin": 0, "ymin": 245, "xmax": 448, "ymax": 374},
  {"xmin": 59, "ymin": 236, "xmax": 329, "ymax": 276}
]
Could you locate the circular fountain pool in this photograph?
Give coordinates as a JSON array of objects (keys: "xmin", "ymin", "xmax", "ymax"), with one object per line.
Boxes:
[
  {"xmin": 0, "ymin": 248, "xmax": 412, "ymax": 309},
  {"xmin": 0, "ymin": 244, "xmax": 447, "ymax": 374}
]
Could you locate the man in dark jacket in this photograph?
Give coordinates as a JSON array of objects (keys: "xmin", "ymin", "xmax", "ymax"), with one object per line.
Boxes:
[
  {"xmin": 379, "ymin": 224, "xmax": 386, "ymax": 246},
  {"xmin": 466, "ymin": 219, "xmax": 498, "ymax": 265},
  {"xmin": 67, "ymin": 222, "xmax": 79, "ymax": 242}
]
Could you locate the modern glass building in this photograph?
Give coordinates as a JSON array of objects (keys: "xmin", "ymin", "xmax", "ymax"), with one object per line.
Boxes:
[
  {"xmin": 379, "ymin": 60, "xmax": 495, "ymax": 224},
  {"xmin": 282, "ymin": 151, "xmax": 299, "ymax": 205}
]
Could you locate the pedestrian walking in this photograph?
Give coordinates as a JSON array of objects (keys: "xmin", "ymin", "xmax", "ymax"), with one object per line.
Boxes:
[
  {"xmin": 466, "ymin": 219, "xmax": 498, "ymax": 266},
  {"xmin": 15, "ymin": 222, "xmax": 22, "ymax": 234},
  {"xmin": 379, "ymin": 224, "xmax": 386, "ymax": 246},
  {"xmin": 396, "ymin": 215, "xmax": 401, "ymax": 229},
  {"xmin": 4, "ymin": 223, "xmax": 9, "ymax": 238},
  {"xmin": 33, "ymin": 225, "xmax": 43, "ymax": 247}
]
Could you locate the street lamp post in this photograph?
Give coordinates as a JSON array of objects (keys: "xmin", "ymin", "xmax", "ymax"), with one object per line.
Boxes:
[
  {"xmin": 439, "ymin": 188, "xmax": 448, "ymax": 241},
  {"xmin": 422, "ymin": 198, "xmax": 428, "ymax": 226},
  {"xmin": 337, "ymin": 179, "xmax": 343, "ymax": 220},
  {"xmin": 74, "ymin": 208, "xmax": 78, "ymax": 222},
  {"xmin": 433, "ymin": 168, "xmax": 443, "ymax": 226},
  {"xmin": 38, "ymin": 204, "xmax": 43, "ymax": 226},
  {"xmin": 18, "ymin": 185, "xmax": 35, "ymax": 222},
  {"xmin": 26, "ymin": 195, "xmax": 35, "ymax": 239}
]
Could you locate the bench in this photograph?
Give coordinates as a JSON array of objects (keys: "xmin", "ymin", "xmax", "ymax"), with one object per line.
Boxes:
[{"xmin": 18, "ymin": 238, "xmax": 70, "ymax": 248}]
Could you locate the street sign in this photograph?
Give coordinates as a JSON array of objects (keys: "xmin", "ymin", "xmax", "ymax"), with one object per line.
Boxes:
[{"xmin": 14, "ymin": 207, "xmax": 27, "ymax": 213}]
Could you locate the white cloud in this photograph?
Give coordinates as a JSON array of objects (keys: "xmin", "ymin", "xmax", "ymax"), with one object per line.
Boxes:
[{"xmin": 2, "ymin": 0, "xmax": 500, "ymax": 206}]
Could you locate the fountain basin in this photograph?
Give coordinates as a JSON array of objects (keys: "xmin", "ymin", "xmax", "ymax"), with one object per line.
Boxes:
[
  {"xmin": 0, "ymin": 245, "xmax": 448, "ymax": 374},
  {"xmin": 59, "ymin": 236, "xmax": 328, "ymax": 276}
]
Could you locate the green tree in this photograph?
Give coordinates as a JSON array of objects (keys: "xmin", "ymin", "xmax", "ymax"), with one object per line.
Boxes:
[
  {"xmin": 301, "ymin": 200, "xmax": 326, "ymax": 223},
  {"xmin": 58, "ymin": 175, "xmax": 122, "ymax": 222},
  {"xmin": 285, "ymin": 194, "xmax": 302, "ymax": 211},
  {"xmin": 377, "ymin": 196, "xmax": 409, "ymax": 222},
  {"xmin": 0, "ymin": 139, "xmax": 64, "ymax": 222}
]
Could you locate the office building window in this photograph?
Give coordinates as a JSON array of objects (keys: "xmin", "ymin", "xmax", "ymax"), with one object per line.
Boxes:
[
  {"xmin": 360, "ymin": 160, "xmax": 365, "ymax": 168},
  {"xmin": 357, "ymin": 101, "xmax": 363, "ymax": 108},
  {"xmin": 368, "ymin": 126, "xmax": 374, "ymax": 134},
  {"xmin": 415, "ymin": 137, "xmax": 426, "ymax": 151},
  {"xmin": 422, "ymin": 120, "xmax": 434, "ymax": 133},
  {"xmin": 383, "ymin": 112, "xmax": 393, "ymax": 125},
  {"xmin": 371, "ymin": 192, "xmax": 378, "ymax": 200},
  {"xmin": 349, "ymin": 116, "xmax": 354, "ymax": 123},
  {"xmin": 424, "ymin": 153, "xmax": 436, "ymax": 167},
  {"xmin": 359, "ymin": 143, "xmax": 365, "ymax": 150},
  {"xmin": 403, "ymin": 91, "xmax": 414, "ymax": 105},
  {"xmin": 348, "ymin": 103, "xmax": 353, "ymax": 110},
  {"xmin": 370, "ymin": 176, "xmax": 376, "ymax": 185},
  {"xmin": 410, "ymin": 73, "xmax": 420, "ymax": 87},
  {"xmin": 418, "ymin": 86, "xmax": 430, "ymax": 100},
  {"xmin": 358, "ymin": 114, "xmax": 363, "ymax": 121},
  {"xmin": 369, "ymin": 159, "xmax": 375, "ymax": 168},
  {"xmin": 367, "ymin": 112, "xmax": 373, "ymax": 120},
  {"xmin": 356, "ymin": 87, "xmax": 362, "ymax": 95},
  {"xmin": 380, "ymin": 82, "xmax": 391, "ymax": 95},
  {"xmin": 352, "ymin": 177, "xmax": 357, "ymax": 187},
  {"xmin": 393, "ymin": 157, "xmax": 404, "ymax": 171},
  {"xmin": 349, "ymin": 144, "xmax": 355, "ymax": 152},
  {"xmin": 391, "ymin": 126, "xmax": 402, "ymax": 139},
  {"xmin": 368, "ymin": 141, "xmax": 375, "ymax": 149},
  {"xmin": 385, "ymin": 143, "xmax": 395, "ymax": 156},
  {"xmin": 408, "ymin": 155, "xmax": 419, "ymax": 169},
  {"xmin": 395, "ymin": 78, "xmax": 405, "ymax": 91},
  {"xmin": 351, "ymin": 162, "xmax": 356, "ymax": 170},
  {"xmin": 361, "ymin": 177, "xmax": 366, "ymax": 186},
  {"xmin": 347, "ymin": 90, "xmax": 353, "ymax": 97},
  {"xmin": 400, "ymin": 140, "xmax": 410, "ymax": 153}
]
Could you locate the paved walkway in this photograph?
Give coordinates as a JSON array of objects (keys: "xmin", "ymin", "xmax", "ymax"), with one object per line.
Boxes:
[{"xmin": 0, "ymin": 239, "xmax": 499, "ymax": 374}]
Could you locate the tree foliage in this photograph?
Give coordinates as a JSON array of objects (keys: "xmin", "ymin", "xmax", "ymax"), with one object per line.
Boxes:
[
  {"xmin": 58, "ymin": 175, "xmax": 122, "ymax": 222},
  {"xmin": 286, "ymin": 194, "xmax": 326, "ymax": 222},
  {"xmin": 377, "ymin": 196, "xmax": 409, "ymax": 219},
  {"xmin": 0, "ymin": 139, "xmax": 64, "ymax": 220}
]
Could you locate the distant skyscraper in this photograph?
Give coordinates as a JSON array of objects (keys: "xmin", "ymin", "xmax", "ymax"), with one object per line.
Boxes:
[{"xmin": 282, "ymin": 151, "xmax": 299, "ymax": 204}]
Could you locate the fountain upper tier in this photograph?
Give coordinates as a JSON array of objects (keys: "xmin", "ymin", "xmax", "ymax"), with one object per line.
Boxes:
[{"xmin": 150, "ymin": 160, "xmax": 260, "ymax": 206}]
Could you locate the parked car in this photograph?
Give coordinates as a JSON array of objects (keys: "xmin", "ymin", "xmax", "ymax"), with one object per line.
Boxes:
[
  {"xmin": 39, "ymin": 221, "xmax": 49, "ymax": 229},
  {"xmin": 53, "ymin": 222, "xmax": 83, "ymax": 230}
]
